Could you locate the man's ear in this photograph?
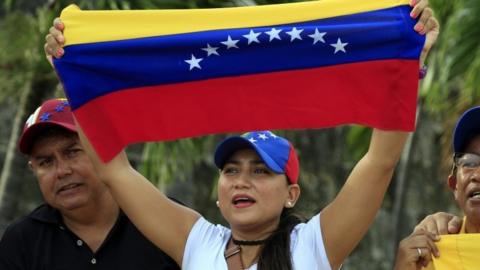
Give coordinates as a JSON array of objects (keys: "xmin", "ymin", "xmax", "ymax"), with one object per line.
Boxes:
[{"xmin": 447, "ymin": 174, "xmax": 457, "ymax": 190}]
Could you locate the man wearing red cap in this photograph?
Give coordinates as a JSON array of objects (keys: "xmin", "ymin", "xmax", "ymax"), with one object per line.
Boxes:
[{"xmin": 0, "ymin": 98, "xmax": 179, "ymax": 270}]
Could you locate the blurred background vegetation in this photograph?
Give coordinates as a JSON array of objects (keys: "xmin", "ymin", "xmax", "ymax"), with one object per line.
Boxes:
[{"xmin": 0, "ymin": 0, "xmax": 478, "ymax": 269}]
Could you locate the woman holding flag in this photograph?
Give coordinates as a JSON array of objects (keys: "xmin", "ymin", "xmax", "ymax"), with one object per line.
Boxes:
[{"xmin": 45, "ymin": 1, "xmax": 439, "ymax": 269}]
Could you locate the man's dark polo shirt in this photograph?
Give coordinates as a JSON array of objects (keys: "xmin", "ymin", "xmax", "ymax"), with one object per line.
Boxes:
[{"xmin": 0, "ymin": 204, "xmax": 180, "ymax": 270}]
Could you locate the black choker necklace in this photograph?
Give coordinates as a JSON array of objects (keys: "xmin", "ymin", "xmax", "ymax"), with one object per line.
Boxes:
[{"xmin": 232, "ymin": 237, "xmax": 268, "ymax": 246}]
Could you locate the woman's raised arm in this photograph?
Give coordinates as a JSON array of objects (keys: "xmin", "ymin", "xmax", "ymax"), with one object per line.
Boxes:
[
  {"xmin": 320, "ymin": 1, "xmax": 439, "ymax": 268},
  {"xmin": 75, "ymin": 120, "xmax": 201, "ymax": 266}
]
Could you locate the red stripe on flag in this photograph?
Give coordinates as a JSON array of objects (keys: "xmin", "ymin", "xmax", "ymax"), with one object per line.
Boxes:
[{"xmin": 74, "ymin": 59, "xmax": 419, "ymax": 161}]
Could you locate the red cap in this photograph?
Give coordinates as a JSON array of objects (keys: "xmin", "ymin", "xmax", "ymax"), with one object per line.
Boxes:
[{"xmin": 18, "ymin": 98, "xmax": 76, "ymax": 154}]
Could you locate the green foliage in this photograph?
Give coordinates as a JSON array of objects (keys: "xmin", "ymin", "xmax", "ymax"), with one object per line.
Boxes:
[
  {"xmin": 345, "ymin": 126, "xmax": 371, "ymax": 162},
  {"xmin": 140, "ymin": 136, "xmax": 217, "ymax": 188},
  {"xmin": 447, "ymin": 0, "xmax": 480, "ymax": 79},
  {"xmin": 0, "ymin": 12, "xmax": 37, "ymax": 100},
  {"xmin": 0, "ymin": 2, "xmax": 64, "ymax": 103},
  {"xmin": 423, "ymin": 0, "xmax": 480, "ymax": 113},
  {"xmin": 3, "ymin": 0, "xmax": 13, "ymax": 12}
]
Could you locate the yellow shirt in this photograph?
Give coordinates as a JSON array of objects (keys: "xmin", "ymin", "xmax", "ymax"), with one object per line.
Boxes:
[{"xmin": 424, "ymin": 217, "xmax": 480, "ymax": 270}]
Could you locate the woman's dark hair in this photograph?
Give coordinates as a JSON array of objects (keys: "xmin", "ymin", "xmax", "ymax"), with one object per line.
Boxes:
[{"xmin": 257, "ymin": 207, "xmax": 305, "ymax": 270}]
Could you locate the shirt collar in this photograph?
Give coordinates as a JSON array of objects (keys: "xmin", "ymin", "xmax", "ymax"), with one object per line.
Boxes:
[
  {"xmin": 28, "ymin": 204, "xmax": 126, "ymax": 225},
  {"xmin": 28, "ymin": 204, "xmax": 63, "ymax": 224}
]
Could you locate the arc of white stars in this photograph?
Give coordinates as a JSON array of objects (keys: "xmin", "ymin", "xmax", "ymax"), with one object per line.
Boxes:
[
  {"xmin": 330, "ymin": 38, "xmax": 348, "ymax": 54},
  {"xmin": 221, "ymin": 35, "xmax": 240, "ymax": 49},
  {"xmin": 265, "ymin": 28, "xmax": 282, "ymax": 42},
  {"xmin": 185, "ymin": 54, "xmax": 203, "ymax": 70},
  {"xmin": 309, "ymin": 28, "xmax": 327, "ymax": 44},
  {"xmin": 201, "ymin": 43, "xmax": 220, "ymax": 56},
  {"xmin": 286, "ymin": 27, "xmax": 303, "ymax": 42},
  {"xmin": 243, "ymin": 30, "xmax": 261, "ymax": 45}
]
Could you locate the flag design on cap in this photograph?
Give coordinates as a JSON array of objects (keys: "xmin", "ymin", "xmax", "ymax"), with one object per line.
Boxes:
[
  {"xmin": 19, "ymin": 98, "xmax": 76, "ymax": 154},
  {"xmin": 214, "ymin": 131, "xmax": 299, "ymax": 184},
  {"xmin": 26, "ymin": 99, "xmax": 70, "ymax": 127}
]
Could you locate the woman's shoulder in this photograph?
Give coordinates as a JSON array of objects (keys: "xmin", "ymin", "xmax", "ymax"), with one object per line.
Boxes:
[
  {"xmin": 291, "ymin": 213, "xmax": 321, "ymax": 234},
  {"xmin": 190, "ymin": 217, "xmax": 231, "ymax": 242},
  {"xmin": 182, "ymin": 217, "xmax": 231, "ymax": 269},
  {"xmin": 290, "ymin": 214, "xmax": 332, "ymax": 270}
]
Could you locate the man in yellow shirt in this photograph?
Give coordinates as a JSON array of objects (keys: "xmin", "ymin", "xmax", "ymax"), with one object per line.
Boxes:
[{"xmin": 394, "ymin": 106, "xmax": 480, "ymax": 270}]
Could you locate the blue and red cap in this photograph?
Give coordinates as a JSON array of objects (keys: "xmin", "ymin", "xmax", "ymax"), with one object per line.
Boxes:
[
  {"xmin": 18, "ymin": 98, "xmax": 76, "ymax": 154},
  {"xmin": 214, "ymin": 131, "xmax": 299, "ymax": 184},
  {"xmin": 453, "ymin": 106, "xmax": 480, "ymax": 152}
]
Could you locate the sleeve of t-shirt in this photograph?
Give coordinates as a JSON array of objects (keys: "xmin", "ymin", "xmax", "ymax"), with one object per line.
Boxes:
[
  {"xmin": 294, "ymin": 213, "xmax": 331, "ymax": 269},
  {"xmin": 182, "ymin": 217, "xmax": 227, "ymax": 269},
  {"xmin": 0, "ymin": 224, "xmax": 28, "ymax": 270}
]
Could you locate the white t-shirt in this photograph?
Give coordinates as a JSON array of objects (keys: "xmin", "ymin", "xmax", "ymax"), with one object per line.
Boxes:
[{"xmin": 182, "ymin": 214, "xmax": 332, "ymax": 270}]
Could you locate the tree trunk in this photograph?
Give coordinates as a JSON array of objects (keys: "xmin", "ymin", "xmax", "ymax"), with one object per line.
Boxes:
[
  {"xmin": 0, "ymin": 74, "xmax": 57, "ymax": 235},
  {"xmin": 0, "ymin": 81, "xmax": 32, "ymax": 216},
  {"xmin": 388, "ymin": 104, "xmax": 422, "ymax": 267}
]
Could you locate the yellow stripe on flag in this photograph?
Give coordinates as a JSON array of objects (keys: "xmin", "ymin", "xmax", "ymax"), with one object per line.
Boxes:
[{"xmin": 61, "ymin": 0, "xmax": 410, "ymax": 46}]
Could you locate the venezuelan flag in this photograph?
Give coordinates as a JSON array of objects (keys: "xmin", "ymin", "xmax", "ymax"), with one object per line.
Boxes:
[
  {"xmin": 54, "ymin": 0, "xmax": 425, "ymax": 161},
  {"xmin": 425, "ymin": 233, "xmax": 480, "ymax": 270}
]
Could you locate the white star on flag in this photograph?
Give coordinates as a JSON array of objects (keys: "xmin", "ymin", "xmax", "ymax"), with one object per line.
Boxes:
[
  {"xmin": 258, "ymin": 133, "xmax": 269, "ymax": 140},
  {"xmin": 286, "ymin": 27, "xmax": 303, "ymax": 42},
  {"xmin": 243, "ymin": 30, "xmax": 261, "ymax": 45},
  {"xmin": 309, "ymin": 28, "xmax": 326, "ymax": 44},
  {"xmin": 185, "ymin": 54, "xmax": 203, "ymax": 70},
  {"xmin": 221, "ymin": 35, "xmax": 240, "ymax": 49},
  {"xmin": 265, "ymin": 28, "xmax": 282, "ymax": 42},
  {"xmin": 249, "ymin": 137, "xmax": 257, "ymax": 143},
  {"xmin": 330, "ymin": 38, "xmax": 348, "ymax": 54},
  {"xmin": 201, "ymin": 43, "xmax": 220, "ymax": 56}
]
